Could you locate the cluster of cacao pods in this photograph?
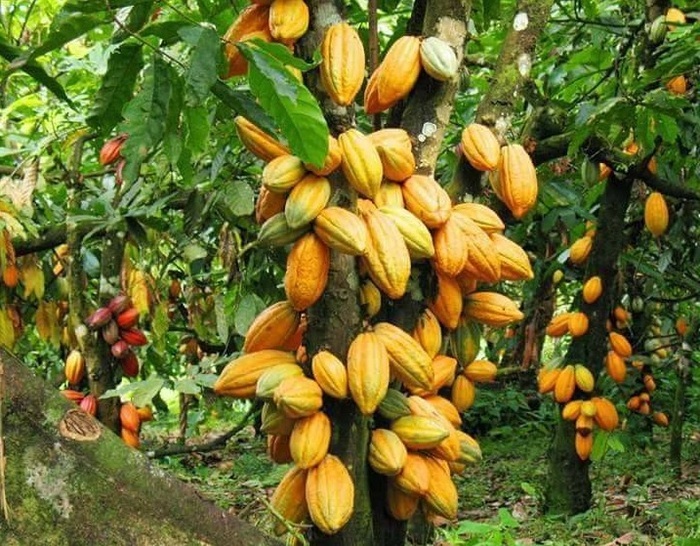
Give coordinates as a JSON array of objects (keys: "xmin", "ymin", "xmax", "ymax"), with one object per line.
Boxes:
[
  {"xmin": 220, "ymin": 106, "xmax": 537, "ymax": 535},
  {"xmin": 85, "ymin": 294, "xmax": 146, "ymax": 378},
  {"xmin": 222, "ymin": 0, "xmax": 310, "ymax": 79},
  {"xmin": 119, "ymin": 401, "xmax": 154, "ymax": 448}
]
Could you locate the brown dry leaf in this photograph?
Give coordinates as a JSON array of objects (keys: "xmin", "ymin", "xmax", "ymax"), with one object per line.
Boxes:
[
  {"xmin": 601, "ymin": 532, "xmax": 635, "ymax": 546},
  {"xmin": 35, "ymin": 300, "xmax": 60, "ymax": 347}
]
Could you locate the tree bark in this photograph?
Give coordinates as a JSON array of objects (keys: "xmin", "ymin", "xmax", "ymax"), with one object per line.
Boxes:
[
  {"xmin": 0, "ymin": 350, "xmax": 281, "ymax": 546},
  {"xmin": 670, "ymin": 352, "xmax": 690, "ymax": 478}
]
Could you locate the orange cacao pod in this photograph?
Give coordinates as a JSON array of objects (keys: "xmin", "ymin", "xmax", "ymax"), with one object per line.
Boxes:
[
  {"xmin": 378, "ymin": 206, "xmax": 435, "ymax": 259},
  {"xmin": 267, "ymin": 434, "xmax": 293, "ymax": 464},
  {"xmin": 554, "ymin": 365, "xmax": 576, "ymax": 404},
  {"xmin": 305, "ymin": 135, "xmax": 342, "ymax": 176},
  {"xmin": 121, "ymin": 428, "xmax": 140, "ymax": 449},
  {"xmin": 243, "ymin": 300, "xmax": 300, "ymax": 353},
  {"xmin": 268, "ymin": 0, "xmax": 309, "ymax": 43},
  {"xmin": 347, "ymin": 331, "xmax": 390, "ymax": 415},
  {"xmin": 368, "ymin": 428, "xmax": 408, "ymax": 476},
  {"xmin": 120, "ymin": 402, "xmax": 140, "ymax": 433},
  {"xmin": 306, "ymin": 454, "xmax": 354, "ymax": 535},
  {"xmin": 214, "ymin": 350, "xmax": 297, "ymax": 398},
  {"xmin": 262, "ymin": 154, "xmax": 307, "ymax": 193},
  {"xmin": 452, "ymin": 213, "xmax": 501, "ymax": 283},
  {"xmin": 653, "ymin": 411, "xmax": 669, "ymax": 427},
  {"xmin": 592, "ymin": 397, "xmax": 619, "ymax": 431},
  {"xmin": 284, "ymin": 174, "xmax": 331, "ymax": 229},
  {"xmin": 234, "ymin": 116, "xmax": 289, "ymax": 161},
  {"xmin": 495, "ymin": 144, "xmax": 538, "ymax": 219},
  {"xmin": 393, "ymin": 452, "xmax": 430, "ymax": 496},
  {"xmin": 464, "ymin": 360, "xmax": 497, "ymax": 383},
  {"xmin": 273, "ymin": 376, "xmax": 323, "ymax": 419},
  {"xmin": 605, "ymin": 350, "xmax": 626, "ymax": 383},
  {"xmin": 582, "ymin": 276, "xmax": 603, "ymax": 304},
  {"xmin": 450, "ymin": 374, "xmax": 476, "ymax": 412},
  {"xmin": 460, "ymin": 124, "xmax": 501, "ymax": 171},
  {"xmin": 373, "ymin": 321, "xmax": 434, "ymax": 392},
  {"xmin": 644, "ymin": 192, "xmax": 669, "ymax": 237},
  {"xmin": 423, "ymin": 456, "xmax": 458, "ymax": 520},
  {"xmin": 313, "ymin": 206, "xmax": 368, "ymax": 256},
  {"xmin": 575, "ymin": 432, "xmax": 593, "ymax": 460},
  {"xmin": 569, "ymin": 235, "xmax": 593, "ymax": 265},
  {"xmin": 64, "ymin": 349, "xmax": 86, "ymax": 385},
  {"xmin": 223, "ymin": 5, "xmax": 271, "ymax": 78},
  {"xmin": 338, "ymin": 129, "xmax": 383, "ymax": 199},
  {"xmin": 462, "ymin": 291, "xmax": 524, "ymax": 327},
  {"xmin": 546, "ymin": 313, "xmax": 572, "ymax": 337},
  {"xmin": 386, "ymin": 480, "xmax": 419, "ymax": 520},
  {"xmin": 99, "ymin": 134, "xmax": 126, "ymax": 166},
  {"xmin": 270, "ymin": 465, "xmax": 308, "ymax": 535},
  {"xmin": 311, "ymin": 350, "xmax": 348, "ymax": 399},
  {"xmin": 401, "ymin": 174, "xmax": 451, "ymax": 229},
  {"xmin": 289, "ymin": 411, "xmax": 331, "ymax": 468},
  {"xmin": 562, "ymin": 400, "xmax": 582, "ymax": 421},
  {"xmin": 412, "ymin": 308, "xmax": 443, "ymax": 359},
  {"xmin": 490, "ymin": 232, "xmax": 533, "ymax": 281},
  {"xmin": 428, "ymin": 272, "xmax": 462, "ymax": 331},
  {"xmin": 432, "ymin": 215, "xmax": 469, "ymax": 277},
  {"xmin": 609, "ymin": 332, "xmax": 632, "ymax": 358},
  {"xmin": 452, "ymin": 202, "xmax": 505, "ymax": 233},
  {"xmin": 365, "ymin": 36, "xmax": 422, "ymax": 114},
  {"xmin": 568, "ymin": 312, "xmax": 589, "ymax": 337},
  {"xmin": 319, "ymin": 22, "xmax": 365, "ymax": 106},
  {"xmin": 284, "ymin": 233, "xmax": 330, "ymax": 311},
  {"xmin": 368, "ymin": 128, "xmax": 415, "ymax": 182}
]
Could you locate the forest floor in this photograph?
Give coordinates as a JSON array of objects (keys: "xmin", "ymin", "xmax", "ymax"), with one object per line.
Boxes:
[{"xmin": 147, "ymin": 402, "xmax": 700, "ymax": 546}]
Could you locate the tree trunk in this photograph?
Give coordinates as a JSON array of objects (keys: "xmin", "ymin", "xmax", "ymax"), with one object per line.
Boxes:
[
  {"xmin": 670, "ymin": 352, "xmax": 690, "ymax": 477},
  {"xmin": 0, "ymin": 350, "xmax": 281, "ymax": 546}
]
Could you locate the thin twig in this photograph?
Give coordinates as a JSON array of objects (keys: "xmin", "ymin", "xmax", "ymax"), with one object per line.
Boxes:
[
  {"xmin": 147, "ymin": 405, "xmax": 259, "ymax": 458},
  {"xmin": 0, "ymin": 356, "xmax": 9, "ymax": 522}
]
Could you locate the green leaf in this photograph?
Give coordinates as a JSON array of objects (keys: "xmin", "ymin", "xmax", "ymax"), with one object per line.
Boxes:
[
  {"xmin": 112, "ymin": 1, "xmax": 156, "ymax": 44},
  {"xmin": 234, "ymin": 293, "xmax": 265, "ymax": 336},
  {"xmin": 180, "ymin": 25, "xmax": 221, "ymax": 105},
  {"xmin": 31, "ymin": 13, "xmax": 106, "ymax": 58},
  {"xmin": 61, "ymin": 0, "xmax": 153, "ymax": 12},
  {"xmin": 125, "ymin": 217, "xmax": 149, "ymax": 247},
  {"xmin": 211, "ymin": 81, "xmax": 277, "ymax": 134},
  {"xmin": 222, "ymin": 179, "xmax": 255, "ymax": 217},
  {"xmin": 174, "ymin": 378, "xmax": 201, "ymax": 395},
  {"xmin": 185, "ymin": 105, "xmax": 211, "ymax": 156},
  {"xmin": 87, "ymin": 42, "xmax": 144, "ymax": 132},
  {"xmin": 456, "ymin": 520, "xmax": 496, "ymax": 535},
  {"xmin": 119, "ymin": 56, "xmax": 173, "ymax": 183},
  {"xmin": 238, "ymin": 41, "xmax": 328, "ymax": 167},
  {"xmin": 590, "ymin": 430, "xmax": 609, "ymax": 462}
]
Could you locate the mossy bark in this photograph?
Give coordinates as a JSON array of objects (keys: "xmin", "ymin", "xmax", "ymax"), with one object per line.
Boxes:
[
  {"xmin": 0, "ymin": 349, "xmax": 281, "ymax": 546},
  {"xmin": 545, "ymin": 175, "xmax": 633, "ymax": 514}
]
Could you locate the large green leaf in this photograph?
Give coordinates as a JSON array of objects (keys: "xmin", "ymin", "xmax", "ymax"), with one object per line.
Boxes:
[
  {"xmin": 238, "ymin": 40, "xmax": 328, "ymax": 167},
  {"xmin": 179, "ymin": 25, "xmax": 221, "ymax": 106},
  {"xmin": 31, "ymin": 14, "xmax": 107, "ymax": 59},
  {"xmin": 0, "ymin": 34, "xmax": 73, "ymax": 106},
  {"xmin": 118, "ymin": 56, "xmax": 173, "ymax": 183},
  {"xmin": 211, "ymin": 81, "xmax": 277, "ymax": 134},
  {"xmin": 86, "ymin": 42, "xmax": 144, "ymax": 132}
]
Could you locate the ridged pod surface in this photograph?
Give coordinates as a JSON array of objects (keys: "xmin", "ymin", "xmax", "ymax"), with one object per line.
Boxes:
[
  {"xmin": 256, "ymin": 186, "xmax": 287, "ymax": 224},
  {"xmin": 214, "ymin": 350, "xmax": 297, "ymax": 398},
  {"xmin": 365, "ymin": 36, "xmax": 422, "ymax": 114},
  {"xmin": 234, "ymin": 116, "xmax": 289, "ymax": 162},
  {"xmin": 582, "ymin": 276, "xmax": 603, "ymax": 304},
  {"xmin": 313, "ymin": 206, "xmax": 368, "ymax": 256},
  {"xmin": 289, "ymin": 411, "xmax": 331, "ymax": 468},
  {"xmin": 373, "ymin": 322, "xmax": 434, "ymax": 391},
  {"xmin": 270, "ymin": 465, "xmax": 308, "ymax": 535},
  {"xmin": 255, "ymin": 363, "xmax": 304, "ymax": 399},
  {"xmin": 243, "ymin": 300, "xmax": 300, "ymax": 352},
  {"xmin": 273, "ymin": 376, "xmax": 324, "ymax": 418},
  {"xmin": 368, "ymin": 429, "xmax": 408, "ymax": 476},
  {"xmin": 261, "ymin": 401, "xmax": 296, "ymax": 435},
  {"xmin": 537, "ymin": 368, "xmax": 561, "ymax": 394},
  {"xmin": 460, "ymin": 124, "xmax": 501, "ymax": 171},
  {"xmin": 267, "ymin": 434, "xmax": 293, "ymax": 464},
  {"xmin": 305, "ymin": 135, "xmax": 342, "ymax": 176},
  {"xmin": 377, "ymin": 388, "xmax": 412, "ymax": 420},
  {"xmin": 428, "ymin": 272, "xmax": 463, "ymax": 330},
  {"xmin": 423, "ymin": 456, "xmax": 458, "ymax": 519},
  {"xmin": 262, "ymin": 154, "xmax": 307, "ymax": 193},
  {"xmin": 401, "ymin": 175, "xmax": 452, "ymax": 229},
  {"xmin": 450, "ymin": 316, "xmax": 480, "ymax": 366},
  {"xmin": 347, "ymin": 331, "xmax": 390, "ymax": 415},
  {"xmin": 393, "ymin": 452, "xmax": 430, "ymax": 495},
  {"xmin": 223, "ymin": 5, "xmax": 271, "ymax": 78},
  {"xmin": 464, "ymin": 360, "xmax": 497, "ymax": 383},
  {"xmin": 609, "ymin": 332, "xmax": 633, "ymax": 357},
  {"xmin": 412, "ymin": 308, "xmax": 443, "ymax": 358},
  {"xmin": 452, "ymin": 202, "xmax": 505, "ymax": 233},
  {"xmin": 453, "ymin": 213, "xmax": 501, "ymax": 283},
  {"xmin": 568, "ymin": 312, "xmax": 589, "ymax": 337},
  {"xmin": 575, "ymin": 432, "xmax": 593, "ymax": 460},
  {"xmin": 375, "ymin": 181, "xmax": 405, "ymax": 208},
  {"xmin": 390, "ymin": 414, "xmax": 450, "ymax": 450},
  {"xmin": 545, "ymin": 313, "xmax": 572, "ymax": 337},
  {"xmin": 427, "ymin": 356, "xmax": 457, "ymax": 394},
  {"xmin": 432, "ymin": 215, "xmax": 469, "ymax": 277},
  {"xmin": 360, "ymin": 279, "xmax": 382, "ymax": 318},
  {"xmin": 306, "ymin": 455, "xmax": 354, "ymax": 535},
  {"xmin": 462, "ymin": 292, "xmax": 524, "ymax": 327},
  {"xmin": 553, "ymin": 365, "xmax": 575, "ymax": 403},
  {"xmin": 419, "ymin": 36, "xmax": 459, "ymax": 82},
  {"xmin": 320, "ymin": 22, "xmax": 366, "ymax": 106},
  {"xmin": 311, "ymin": 350, "xmax": 348, "ymax": 399},
  {"xmin": 284, "ymin": 174, "xmax": 331, "ymax": 229},
  {"xmin": 64, "ymin": 349, "xmax": 86, "ymax": 385},
  {"xmin": 386, "ymin": 480, "xmax": 419, "ymax": 520},
  {"xmin": 368, "ymin": 128, "xmax": 415, "ymax": 182},
  {"xmin": 359, "ymin": 203, "xmax": 411, "ymax": 299},
  {"xmin": 378, "ymin": 206, "xmax": 435, "ymax": 259},
  {"xmin": 562, "ymin": 400, "xmax": 582, "ymax": 421},
  {"xmin": 569, "ymin": 236, "xmax": 593, "ymax": 265},
  {"xmin": 574, "ymin": 364, "xmax": 595, "ymax": 392},
  {"xmin": 605, "ymin": 350, "xmax": 627, "ymax": 383},
  {"xmin": 496, "ymin": 144, "xmax": 538, "ymax": 219},
  {"xmin": 423, "ymin": 394, "xmax": 461, "ymax": 427},
  {"xmin": 491, "ymin": 233, "xmax": 533, "ymax": 281},
  {"xmin": 644, "ymin": 192, "xmax": 669, "ymax": 237},
  {"xmin": 268, "ymin": 0, "xmax": 309, "ymax": 43},
  {"xmin": 284, "ymin": 233, "xmax": 330, "ymax": 311},
  {"xmin": 450, "ymin": 374, "xmax": 476, "ymax": 412},
  {"xmin": 338, "ymin": 129, "xmax": 383, "ymax": 199}
]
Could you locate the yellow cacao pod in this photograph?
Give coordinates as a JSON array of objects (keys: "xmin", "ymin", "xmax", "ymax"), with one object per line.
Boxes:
[
  {"xmin": 432, "ymin": 214, "xmax": 469, "ymax": 277},
  {"xmin": 582, "ymin": 276, "xmax": 603, "ymax": 304},
  {"xmin": 390, "ymin": 414, "xmax": 450, "ymax": 450},
  {"xmin": 580, "ymin": 400, "xmax": 597, "ymax": 418},
  {"xmin": 455, "ymin": 430, "xmax": 482, "ymax": 464},
  {"xmin": 261, "ymin": 401, "xmax": 296, "ymax": 435},
  {"xmin": 569, "ymin": 235, "xmax": 593, "ymax": 265},
  {"xmin": 305, "ymin": 135, "xmax": 342, "ymax": 176},
  {"xmin": 496, "ymin": 144, "xmax": 538, "ymax": 219},
  {"xmin": 273, "ymin": 376, "xmax": 324, "ymax": 419},
  {"xmin": 491, "ymin": 233, "xmax": 533, "ymax": 281},
  {"xmin": 609, "ymin": 332, "xmax": 632, "ymax": 357},
  {"xmin": 464, "ymin": 360, "xmax": 497, "ymax": 383},
  {"xmin": 419, "ymin": 36, "xmax": 459, "ymax": 82},
  {"xmin": 378, "ymin": 206, "xmax": 435, "ymax": 259},
  {"xmin": 311, "ymin": 350, "xmax": 348, "ymax": 399},
  {"xmin": 423, "ymin": 456, "xmax": 458, "ymax": 520},
  {"xmin": 269, "ymin": 0, "xmax": 309, "ymax": 43},
  {"xmin": 284, "ymin": 174, "xmax": 331, "ymax": 229},
  {"xmin": 644, "ymin": 192, "xmax": 669, "ymax": 237},
  {"xmin": 450, "ymin": 316, "xmax": 480, "ymax": 366},
  {"xmin": 460, "ymin": 124, "xmax": 501, "ymax": 171},
  {"xmin": 453, "ymin": 213, "xmax": 502, "ymax": 283},
  {"xmin": 262, "ymin": 154, "xmax": 307, "ymax": 194},
  {"xmin": 666, "ymin": 7, "xmax": 686, "ymax": 30},
  {"xmin": 537, "ymin": 367, "xmax": 561, "ymax": 394},
  {"xmin": 574, "ymin": 364, "xmax": 595, "ymax": 393},
  {"xmin": 428, "ymin": 272, "xmax": 463, "ymax": 331},
  {"xmin": 258, "ymin": 212, "xmax": 309, "ymax": 247},
  {"xmin": 422, "ymin": 355, "xmax": 457, "ymax": 395},
  {"xmin": 270, "ymin": 465, "xmax": 308, "ymax": 535},
  {"xmin": 412, "ymin": 308, "xmax": 443, "ymax": 359},
  {"xmin": 64, "ymin": 349, "xmax": 85, "ymax": 385},
  {"xmin": 393, "ymin": 452, "xmax": 430, "ymax": 495},
  {"xmin": 462, "ymin": 291, "xmax": 524, "ymax": 327},
  {"xmin": 450, "ymin": 374, "xmax": 476, "ymax": 412},
  {"xmin": 575, "ymin": 432, "xmax": 593, "ymax": 460},
  {"xmin": 306, "ymin": 454, "xmax": 354, "ymax": 535},
  {"xmin": 423, "ymin": 394, "xmax": 462, "ymax": 428},
  {"xmin": 235, "ymin": 116, "xmax": 289, "ymax": 162},
  {"xmin": 223, "ymin": 5, "xmax": 271, "ymax": 78},
  {"xmin": 365, "ymin": 36, "xmax": 422, "ymax": 114},
  {"xmin": 553, "ymin": 365, "xmax": 576, "ymax": 404},
  {"xmin": 256, "ymin": 186, "xmax": 287, "ymax": 224},
  {"xmin": 373, "ymin": 321, "xmax": 434, "ymax": 392},
  {"xmin": 284, "ymin": 233, "xmax": 330, "ymax": 311},
  {"xmin": 375, "ymin": 181, "xmax": 405, "ymax": 208},
  {"xmin": 401, "ymin": 174, "xmax": 452, "ymax": 229},
  {"xmin": 452, "ymin": 202, "xmax": 505, "ymax": 233},
  {"xmin": 215, "ymin": 350, "xmax": 297, "ymax": 398},
  {"xmin": 313, "ymin": 206, "xmax": 368, "ymax": 256},
  {"xmin": 347, "ymin": 331, "xmax": 390, "ymax": 415},
  {"xmin": 568, "ymin": 312, "xmax": 589, "ymax": 337},
  {"xmin": 386, "ymin": 480, "xmax": 419, "ymax": 520},
  {"xmin": 360, "ymin": 279, "xmax": 382, "ymax": 318},
  {"xmin": 320, "ymin": 22, "xmax": 365, "ymax": 106},
  {"xmin": 338, "ymin": 129, "xmax": 383, "ymax": 199},
  {"xmin": 368, "ymin": 428, "xmax": 408, "ymax": 476},
  {"xmin": 666, "ymin": 74, "xmax": 687, "ymax": 95},
  {"xmin": 368, "ymin": 129, "xmax": 415, "ymax": 182},
  {"xmin": 289, "ymin": 411, "xmax": 331, "ymax": 469},
  {"xmin": 359, "ymin": 204, "xmax": 411, "ymax": 299},
  {"xmin": 256, "ymin": 363, "xmax": 305, "ymax": 399},
  {"xmin": 244, "ymin": 300, "xmax": 300, "ymax": 353},
  {"xmin": 562, "ymin": 400, "xmax": 582, "ymax": 421}
]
